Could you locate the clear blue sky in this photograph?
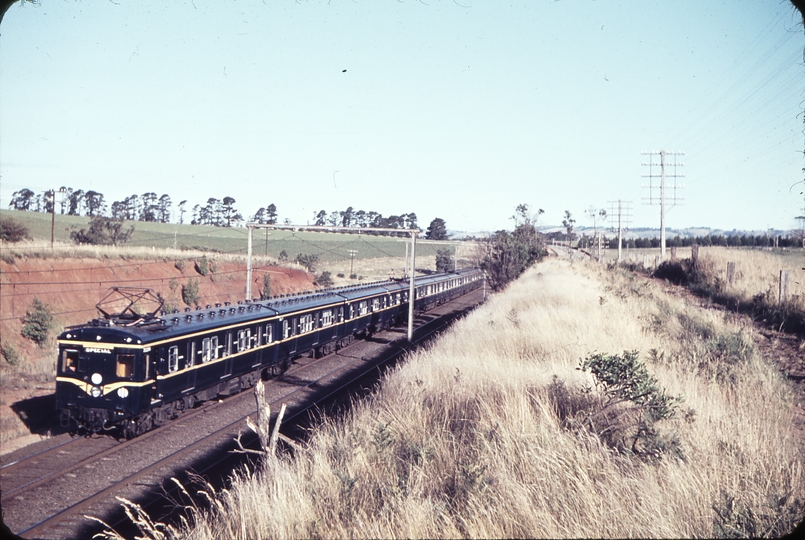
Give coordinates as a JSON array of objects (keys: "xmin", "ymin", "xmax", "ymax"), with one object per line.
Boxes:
[{"xmin": 1, "ymin": 0, "xmax": 802, "ymax": 234}]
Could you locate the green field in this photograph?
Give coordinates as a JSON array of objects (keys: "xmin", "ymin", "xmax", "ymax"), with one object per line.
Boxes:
[{"xmin": 0, "ymin": 209, "xmax": 456, "ymax": 263}]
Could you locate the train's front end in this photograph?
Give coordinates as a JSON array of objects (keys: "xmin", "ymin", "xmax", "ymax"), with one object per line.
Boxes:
[{"xmin": 56, "ymin": 324, "xmax": 153, "ymax": 433}]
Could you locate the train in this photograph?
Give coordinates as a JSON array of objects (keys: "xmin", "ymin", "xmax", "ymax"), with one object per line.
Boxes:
[{"xmin": 55, "ymin": 268, "xmax": 484, "ymax": 438}]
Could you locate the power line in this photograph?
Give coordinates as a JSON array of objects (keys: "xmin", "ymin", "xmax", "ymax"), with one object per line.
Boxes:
[{"xmin": 641, "ymin": 150, "xmax": 685, "ymax": 259}]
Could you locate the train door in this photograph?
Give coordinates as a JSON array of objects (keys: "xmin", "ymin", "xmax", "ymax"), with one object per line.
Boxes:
[
  {"xmin": 222, "ymin": 332, "xmax": 234, "ymax": 378},
  {"xmin": 184, "ymin": 341, "xmax": 197, "ymax": 392}
]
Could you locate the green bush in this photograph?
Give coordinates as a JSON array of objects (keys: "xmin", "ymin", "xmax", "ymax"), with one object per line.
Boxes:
[
  {"xmin": 174, "ymin": 260, "xmax": 186, "ymax": 272},
  {"xmin": 70, "ymin": 216, "xmax": 134, "ymax": 245},
  {"xmin": 2, "ymin": 342, "xmax": 20, "ymax": 365},
  {"xmin": 436, "ymin": 248, "xmax": 453, "ymax": 273},
  {"xmin": 578, "ymin": 350, "xmax": 685, "ymax": 462},
  {"xmin": 261, "ymin": 273, "xmax": 271, "ymax": 300},
  {"xmin": 296, "ymin": 253, "xmax": 319, "ymax": 273},
  {"xmin": 0, "ymin": 217, "xmax": 31, "ymax": 243},
  {"xmin": 21, "ymin": 298, "xmax": 55, "ymax": 347},
  {"xmin": 195, "ymin": 255, "xmax": 210, "ymax": 276},
  {"xmin": 315, "ymin": 271, "xmax": 334, "ymax": 288},
  {"xmin": 182, "ymin": 278, "xmax": 200, "ymax": 306}
]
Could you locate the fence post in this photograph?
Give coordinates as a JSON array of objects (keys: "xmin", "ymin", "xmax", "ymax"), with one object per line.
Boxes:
[
  {"xmin": 779, "ymin": 270, "xmax": 791, "ymax": 304},
  {"xmin": 726, "ymin": 262, "xmax": 736, "ymax": 287},
  {"xmin": 670, "ymin": 246, "xmax": 677, "ymax": 260},
  {"xmin": 691, "ymin": 244, "xmax": 699, "ymax": 262}
]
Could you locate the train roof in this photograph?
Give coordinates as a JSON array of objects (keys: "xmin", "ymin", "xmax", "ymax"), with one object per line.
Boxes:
[{"xmin": 57, "ymin": 269, "xmax": 481, "ymax": 346}]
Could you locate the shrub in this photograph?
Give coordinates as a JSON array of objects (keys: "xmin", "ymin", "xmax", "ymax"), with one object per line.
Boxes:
[
  {"xmin": 296, "ymin": 253, "xmax": 319, "ymax": 273},
  {"xmin": 21, "ymin": 298, "xmax": 55, "ymax": 347},
  {"xmin": 278, "ymin": 250, "xmax": 288, "ymax": 262},
  {"xmin": 0, "ymin": 217, "xmax": 31, "ymax": 243},
  {"xmin": 261, "ymin": 273, "xmax": 271, "ymax": 300},
  {"xmin": 182, "ymin": 278, "xmax": 200, "ymax": 306},
  {"xmin": 315, "ymin": 271, "xmax": 334, "ymax": 288},
  {"xmin": 1, "ymin": 342, "xmax": 20, "ymax": 365},
  {"xmin": 168, "ymin": 278, "xmax": 179, "ymax": 292},
  {"xmin": 70, "ymin": 216, "xmax": 134, "ymax": 245},
  {"xmin": 578, "ymin": 350, "xmax": 685, "ymax": 461},
  {"xmin": 174, "ymin": 260, "xmax": 186, "ymax": 272},
  {"xmin": 195, "ymin": 255, "xmax": 210, "ymax": 276}
]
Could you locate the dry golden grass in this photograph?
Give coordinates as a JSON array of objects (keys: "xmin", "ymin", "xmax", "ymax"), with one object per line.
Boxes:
[
  {"xmin": 109, "ymin": 258, "xmax": 804, "ymax": 539},
  {"xmin": 694, "ymin": 246, "xmax": 805, "ymax": 302}
]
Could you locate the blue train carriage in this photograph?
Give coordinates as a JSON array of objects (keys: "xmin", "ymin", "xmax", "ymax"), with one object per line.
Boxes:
[{"xmin": 55, "ymin": 269, "xmax": 484, "ymax": 438}]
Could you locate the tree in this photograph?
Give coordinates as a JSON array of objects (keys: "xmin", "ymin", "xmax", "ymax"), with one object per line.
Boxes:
[
  {"xmin": 158, "ymin": 194, "xmax": 172, "ymax": 223},
  {"xmin": 479, "ymin": 205, "xmax": 546, "ymax": 291},
  {"xmin": 425, "ymin": 218, "xmax": 448, "ymax": 240},
  {"xmin": 562, "ymin": 210, "xmax": 576, "ymax": 243},
  {"xmin": 222, "ymin": 196, "xmax": 241, "ymax": 227},
  {"xmin": 436, "ymin": 248, "xmax": 454, "ymax": 273},
  {"xmin": 139, "ymin": 192, "xmax": 159, "ymax": 222},
  {"xmin": 84, "ymin": 191, "xmax": 106, "ymax": 217},
  {"xmin": 178, "ymin": 200, "xmax": 187, "ymax": 224},
  {"xmin": 67, "ymin": 189, "xmax": 85, "ymax": 216},
  {"xmin": 8, "ymin": 188, "xmax": 35, "ymax": 211},
  {"xmin": 266, "ymin": 203, "xmax": 278, "ymax": 225},
  {"xmin": 313, "ymin": 210, "xmax": 327, "ymax": 226},
  {"xmin": 0, "ymin": 217, "xmax": 31, "ymax": 242},
  {"xmin": 260, "ymin": 273, "xmax": 271, "ymax": 300},
  {"xmin": 70, "ymin": 216, "xmax": 134, "ymax": 245}
]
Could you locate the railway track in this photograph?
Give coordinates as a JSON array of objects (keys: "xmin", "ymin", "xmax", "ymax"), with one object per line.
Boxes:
[{"xmin": 2, "ymin": 287, "xmax": 484, "ymax": 539}]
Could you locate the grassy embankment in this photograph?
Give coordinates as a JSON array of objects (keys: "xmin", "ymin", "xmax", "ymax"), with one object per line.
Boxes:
[
  {"xmin": 108, "ymin": 257, "xmax": 803, "ymax": 538},
  {"xmin": 653, "ymin": 246, "xmax": 805, "ymax": 335}
]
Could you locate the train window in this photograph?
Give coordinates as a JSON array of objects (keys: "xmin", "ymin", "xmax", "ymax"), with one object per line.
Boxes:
[
  {"xmin": 61, "ymin": 349, "xmax": 80, "ymax": 373},
  {"xmin": 168, "ymin": 346, "xmax": 179, "ymax": 373},
  {"xmin": 337, "ymin": 307, "xmax": 344, "ymax": 323},
  {"xmin": 265, "ymin": 324, "xmax": 273, "ymax": 343},
  {"xmin": 202, "ymin": 338, "xmax": 211, "ymax": 362},
  {"xmin": 359, "ymin": 301, "xmax": 369, "ymax": 316},
  {"xmin": 257, "ymin": 326, "xmax": 264, "ymax": 346},
  {"xmin": 211, "ymin": 336, "xmax": 219, "ymax": 359},
  {"xmin": 372, "ymin": 298, "xmax": 380, "ymax": 312},
  {"xmin": 300, "ymin": 314, "xmax": 314, "ymax": 333},
  {"xmin": 225, "ymin": 333, "xmax": 233, "ymax": 356},
  {"xmin": 145, "ymin": 353, "xmax": 151, "ymax": 379},
  {"xmin": 187, "ymin": 341, "xmax": 196, "ymax": 368},
  {"xmin": 322, "ymin": 309, "xmax": 333, "ymax": 327},
  {"xmin": 238, "ymin": 329, "xmax": 251, "ymax": 352},
  {"xmin": 282, "ymin": 319, "xmax": 290, "ymax": 339},
  {"xmin": 116, "ymin": 354, "xmax": 135, "ymax": 379},
  {"xmin": 348, "ymin": 304, "xmax": 354, "ymax": 319}
]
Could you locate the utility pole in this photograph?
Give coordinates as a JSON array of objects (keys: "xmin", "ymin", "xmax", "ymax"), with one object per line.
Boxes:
[
  {"xmin": 49, "ymin": 187, "xmax": 66, "ymax": 249},
  {"xmin": 348, "ymin": 250, "xmax": 358, "ymax": 278},
  {"xmin": 245, "ymin": 223, "xmax": 420, "ymax": 341},
  {"xmin": 608, "ymin": 199, "xmax": 632, "ymax": 263},
  {"xmin": 642, "ymin": 150, "xmax": 685, "ymax": 259}
]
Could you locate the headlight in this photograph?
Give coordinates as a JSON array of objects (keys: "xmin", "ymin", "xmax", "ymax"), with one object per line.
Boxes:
[
  {"xmin": 90, "ymin": 386, "xmax": 102, "ymax": 398},
  {"xmin": 117, "ymin": 387, "xmax": 129, "ymax": 398},
  {"xmin": 91, "ymin": 373, "xmax": 102, "ymax": 385}
]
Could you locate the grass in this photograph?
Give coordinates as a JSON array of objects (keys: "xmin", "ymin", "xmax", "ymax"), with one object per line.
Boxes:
[
  {"xmin": 0, "ymin": 209, "xmax": 466, "ymax": 263},
  {"xmin": 102, "ymin": 258, "xmax": 803, "ymax": 538}
]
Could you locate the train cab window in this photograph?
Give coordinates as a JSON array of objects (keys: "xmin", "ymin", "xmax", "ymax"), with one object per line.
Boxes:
[
  {"xmin": 61, "ymin": 349, "xmax": 80, "ymax": 373},
  {"xmin": 116, "ymin": 354, "xmax": 135, "ymax": 379},
  {"xmin": 238, "ymin": 329, "xmax": 251, "ymax": 352},
  {"xmin": 187, "ymin": 342, "xmax": 196, "ymax": 368},
  {"xmin": 265, "ymin": 324, "xmax": 274, "ymax": 344},
  {"xmin": 322, "ymin": 309, "xmax": 333, "ymax": 327},
  {"xmin": 168, "ymin": 346, "xmax": 179, "ymax": 373}
]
